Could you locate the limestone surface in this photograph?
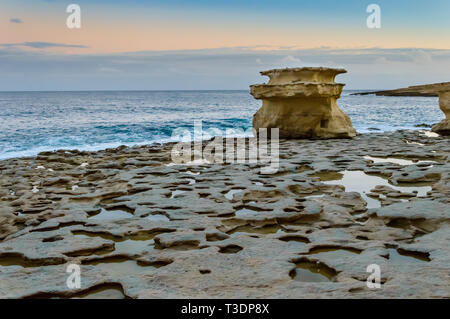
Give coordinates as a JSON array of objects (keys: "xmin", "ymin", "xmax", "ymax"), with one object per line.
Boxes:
[
  {"xmin": 250, "ymin": 67, "xmax": 356, "ymax": 139},
  {"xmin": 0, "ymin": 130, "xmax": 449, "ymax": 298}
]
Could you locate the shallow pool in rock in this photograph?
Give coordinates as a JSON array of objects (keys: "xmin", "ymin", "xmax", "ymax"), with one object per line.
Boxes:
[
  {"xmin": 72, "ymin": 231, "xmax": 158, "ymax": 254},
  {"xmin": 88, "ymin": 208, "xmax": 133, "ymax": 220},
  {"xmin": 228, "ymin": 224, "xmax": 282, "ymax": 235},
  {"xmin": 113, "ymin": 239, "xmax": 155, "ymax": 254},
  {"xmin": 290, "ymin": 261, "xmax": 336, "ymax": 282},
  {"xmin": 279, "ymin": 236, "xmax": 310, "ymax": 250},
  {"xmin": 364, "ymin": 156, "xmax": 438, "ymax": 166},
  {"xmin": 82, "ymin": 257, "xmax": 160, "ymax": 277},
  {"xmin": 74, "ymin": 284, "xmax": 127, "ymax": 299},
  {"xmin": 224, "ymin": 189, "xmax": 243, "ymax": 200},
  {"xmin": 387, "ymin": 248, "xmax": 430, "ymax": 264},
  {"xmin": 314, "ymin": 170, "xmax": 432, "ymax": 209},
  {"xmin": 234, "ymin": 207, "xmax": 265, "ymax": 218},
  {"xmin": 169, "ymin": 190, "xmax": 186, "ymax": 199}
]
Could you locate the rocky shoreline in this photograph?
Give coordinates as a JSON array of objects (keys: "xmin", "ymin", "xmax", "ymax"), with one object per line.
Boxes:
[
  {"xmin": 351, "ymin": 82, "xmax": 450, "ymax": 97},
  {"xmin": 0, "ymin": 130, "xmax": 449, "ymax": 298}
]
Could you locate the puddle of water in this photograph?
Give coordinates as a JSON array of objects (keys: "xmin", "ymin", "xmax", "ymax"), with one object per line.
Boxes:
[
  {"xmin": 234, "ymin": 207, "xmax": 261, "ymax": 217},
  {"xmin": 291, "ymin": 261, "xmax": 336, "ymax": 282},
  {"xmin": 75, "ymin": 285, "xmax": 126, "ymax": 299},
  {"xmin": 387, "ymin": 248, "xmax": 430, "ymax": 264},
  {"xmin": 317, "ymin": 171, "xmax": 432, "ymax": 209},
  {"xmin": 279, "ymin": 236, "xmax": 309, "ymax": 250},
  {"xmin": 219, "ymin": 245, "xmax": 243, "ymax": 254},
  {"xmin": 224, "ymin": 189, "xmax": 243, "ymax": 200},
  {"xmin": 228, "ymin": 224, "xmax": 281, "ymax": 235},
  {"xmin": 304, "ymin": 194, "xmax": 325, "ymax": 199},
  {"xmin": 0, "ymin": 256, "xmax": 33, "ymax": 268},
  {"xmin": 169, "ymin": 190, "xmax": 186, "ymax": 199},
  {"xmin": 145, "ymin": 214, "xmax": 170, "ymax": 222},
  {"xmin": 88, "ymin": 208, "xmax": 133, "ymax": 220},
  {"xmin": 113, "ymin": 239, "xmax": 154, "ymax": 254},
  {"xmin": 72, "ymin": 230, "xmax": 164, "ymax": 254},
  {"xmin": 364, "ymin": 156, "xmax": 436, "ymax": 166}
]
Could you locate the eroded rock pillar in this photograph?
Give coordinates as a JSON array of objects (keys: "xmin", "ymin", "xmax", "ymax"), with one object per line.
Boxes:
[
  {"xmin": 250, "ymin": 67, "xmax": 356, "ymax": 139},
  {"xmin": 431, "ymin": 91, "xmax": 450, "ymax": 135}
]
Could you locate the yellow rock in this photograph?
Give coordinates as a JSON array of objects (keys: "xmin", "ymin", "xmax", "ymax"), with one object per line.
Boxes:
[
  {"xmin": 432, "ymin": 91, "xmax": 450, "ymax": 135},
  {"xmin": 250, "ymin": 67, "xmax": 356, "ymax": 139}
]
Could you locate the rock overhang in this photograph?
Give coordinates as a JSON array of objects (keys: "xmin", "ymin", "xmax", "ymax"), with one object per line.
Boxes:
[
  {"xmin": 260, "ymin": 67, "xmax": 347, "ymax": 85},
  {"xmin": 250, "ymin": 83, "xmax": 346, "ymax": 99}
]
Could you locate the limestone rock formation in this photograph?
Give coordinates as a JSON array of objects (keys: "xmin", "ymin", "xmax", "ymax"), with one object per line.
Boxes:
[
  {"xmin": 432, "ymin": 91, "xmax": 450, "ymax": 135},
  {"xmin": 351, "ymin": 82, "xmax": 450, "ymax": 97},
  {"xmin": 250, "ymin": 67, "xmax": 356, "ymax": 139}
]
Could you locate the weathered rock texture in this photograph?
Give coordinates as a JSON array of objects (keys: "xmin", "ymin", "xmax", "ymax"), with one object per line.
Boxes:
[
  {"xmin": 0, "ymin": 130, "xmax": 449, "ymax": 298},
  {"xmin": 250, "ymin": 67, "xmax": 356, "ymax": 139},
  {"xmin": 351, "ymin": 82, "xmax": 450, "ymax": 97},
  {"xmin": 432, "ymin": 91, "xmax": 450, "ymax": 135}
]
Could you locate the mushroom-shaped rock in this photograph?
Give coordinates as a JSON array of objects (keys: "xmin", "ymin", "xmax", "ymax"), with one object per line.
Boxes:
[
  {"xmin": 250, "ymin": 67, "xmax": 356, "ymax": 139},
  {"xmin": 432, "ymin": 90, "xmax": 450, "ymax": 135}
]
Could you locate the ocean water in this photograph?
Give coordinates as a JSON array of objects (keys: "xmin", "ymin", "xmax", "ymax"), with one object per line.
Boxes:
[{"xmin": 0, "ymin": 90, "xmax": 443, "ymax": 160}]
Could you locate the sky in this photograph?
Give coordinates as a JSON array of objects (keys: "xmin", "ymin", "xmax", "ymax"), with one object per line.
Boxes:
[{"xmin": 1, "ymin": 0, "xmax": 450, "ymax": 90}]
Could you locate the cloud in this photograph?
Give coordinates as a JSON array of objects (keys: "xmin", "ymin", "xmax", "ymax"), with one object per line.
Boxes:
[
  {"xmin": 0, "ymin": 46, "xmax": 449, "ymax": 91},
  {"xmin": 0, "ymin": 42, "xmax": 89, "ymax": 49},
  {"xmin": 283, "ymin": 55, "xmax": 301, "ymax": 63},
  {"xmin": 9, "ymin": 18, "xmax": 23, "ymax": 24}
]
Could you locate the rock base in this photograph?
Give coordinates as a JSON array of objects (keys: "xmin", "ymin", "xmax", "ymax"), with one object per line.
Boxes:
[
  {"xmin": 253, "ymin": 97, "xmax": 356, "ymax": 139},
  {"xmin": 431, "ymin": 91, "xmax": 450, "ymax": 136}
]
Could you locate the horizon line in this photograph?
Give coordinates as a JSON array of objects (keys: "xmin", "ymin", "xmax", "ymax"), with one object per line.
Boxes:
[{"xmin": 0, "ymin": 89, "xmax": 383, "ymax": 93}]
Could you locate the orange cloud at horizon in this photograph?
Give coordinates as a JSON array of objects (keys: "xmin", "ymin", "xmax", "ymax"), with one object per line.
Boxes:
[{"xmin": 2, "ymin": 9, "xmax": 450, "ymax": 54}]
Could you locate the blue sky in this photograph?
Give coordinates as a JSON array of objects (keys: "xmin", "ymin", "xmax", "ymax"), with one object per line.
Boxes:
[{"xmin": 2, "ymin": 0, "xmax": 450, "ymax": 90}]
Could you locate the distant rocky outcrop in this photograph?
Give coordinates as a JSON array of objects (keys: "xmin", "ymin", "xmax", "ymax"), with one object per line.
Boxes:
[
  {"xmin": 250, "ymin": 67, "xmax": 356, "ymax": 139},
  {"xmin": 351, "ymin": 82, "xmax": 450, "ymax": 97},
  {"xmin": 352, "ymin": 82, "xmax": 450, "ymax": 135}
]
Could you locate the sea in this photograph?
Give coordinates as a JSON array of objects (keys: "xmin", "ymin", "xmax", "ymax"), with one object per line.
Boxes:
[{"xmin": 0, "ymin": 90, "xmax": 443, "ymax": 160}]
